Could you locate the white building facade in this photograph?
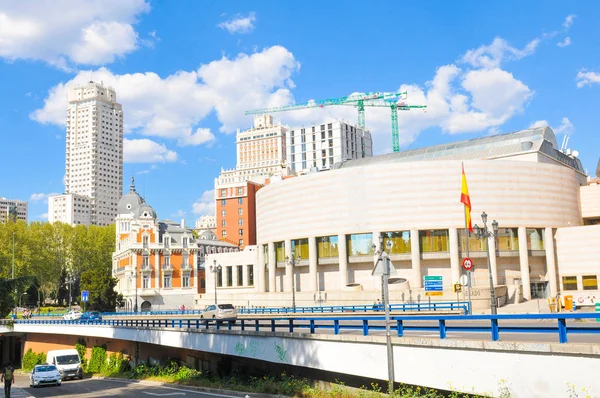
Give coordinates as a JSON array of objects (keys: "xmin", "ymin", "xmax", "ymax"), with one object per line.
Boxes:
[
  {"xmin": 48, "ymin": 194, "xmax": 91, "ymax": 225},
  {"xmin": 286, "ymin": 120, "xmax": 373, "ymax": 173},
  {"xmin": 0, "ymin": 197, "xmax": 28, "ymax": 223},
  {"xmin": 49, "ymin": 81, "xmax": 124, "ymax": 226}
]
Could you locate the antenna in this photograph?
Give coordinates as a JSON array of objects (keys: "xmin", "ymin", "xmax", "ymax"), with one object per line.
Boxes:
[{"xmin": 561, "ymin": 135, "xmax": 570, "ymax": 152}]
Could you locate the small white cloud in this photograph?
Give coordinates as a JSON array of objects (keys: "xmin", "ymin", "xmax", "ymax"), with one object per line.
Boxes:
[
  {"xmin": 218, "ymin": 12, "xmax": 256, "ymax": 34},
  {"xmin": 557, "ymin": 37, "xmax": 571, "ymax": 47},
  {"xmin": 462, "ymin": 37, "xmax": 539, "ymax": 69},
  {"xmin": 563, "ymin": 14, "xmax": 576, "ymax": 29},
  {"xmin": 137, "ymin": 165, "xmax": 158, "ymax": 175},
  {"xmin": 172, "ymin": 209, "xmax": 186, "ymax": 218},
  {"xmin": 529, "ymin": 120, "xmax": 549, "ymax": 128},
  {"xmin": 55, "ymin": 135, "xmax": 61, "ymax": 140},
  {"xmin": 38, "ymin": 213, "xmax": 48, "ymax": 220},
  {"xmin": 554, "ymin": 117, "xmax": 574, "ymax": 136},
  {"xmin": 176, "ymin": 128, "xmax": 215, "ymax": 146},
  {"xmin": 576, "ymin": 70, "xmax": 600, "ymax": 88},
  {"xmin": 124, "ymin": 138, "xmax": 178, "ymax": 163},
  {"xmin": 192, "ymin": 190, "xmax": 215, "ymax": 216},
  {"xmin": 29, "ymin": 193, "xmax": 46, "ymax": 201}
]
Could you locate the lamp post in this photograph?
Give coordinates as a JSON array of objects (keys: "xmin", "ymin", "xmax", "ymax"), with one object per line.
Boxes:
[
  {"xmin": 372, "ymin": 234, "xmax": 394, "ymax": 394},
  {"xmin": 130, "ymin": 270, "xmax": 138, "ymax": 313},
  {"xmin": 285, "ymin": 254, "xmax": 300, "ymax": 311},
  {"xmin": 12, "ymin": 232, "xmax": 15, "ymax": 281},
  {"xmin": 66, "ymin": 274, "xmax": 75, "ymax": 310},
  {"xmin": 209, "ymin": 260, "xmax": 222, "ymax": 305},
  {"xmin": 473, "ymin": 212, "xmax": 499, "ymax": 315}
]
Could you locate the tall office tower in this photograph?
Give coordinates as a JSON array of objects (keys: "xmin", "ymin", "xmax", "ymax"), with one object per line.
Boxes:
[
  {"xmin": 49, "ymin": 81, "xmax": 124, "ymax": 226},
  {"xmin": 286, "ymin": 120, "xmax": 373, "ymax": 173}
]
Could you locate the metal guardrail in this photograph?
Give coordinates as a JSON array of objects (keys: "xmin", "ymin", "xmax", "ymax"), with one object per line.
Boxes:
[{"xmin": 13, "ymin": 313, "xmax": 600, "ymax": 344}]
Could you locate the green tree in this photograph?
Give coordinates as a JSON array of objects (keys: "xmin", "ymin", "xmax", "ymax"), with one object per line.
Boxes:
[{"xmin": 80, "ymin": 266, "xmax": 119, "ymax": 312}]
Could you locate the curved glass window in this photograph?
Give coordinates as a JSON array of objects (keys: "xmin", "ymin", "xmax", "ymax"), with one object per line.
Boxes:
[
  {"xmin": 526, "ymin": 228, "xmax": 544, "ymax": 250},
  {"xmin": 459, "ymin": 230, "xmax": 486, "ymax": 252},
  {"xmin": 291, "ymin": 239, "xmax": 309, "ymax": 259},
  {"xmin": 382, "ymin": 231, "xmax": 411, "ymax": 254},
  {"xmin": 347, "ymin": 233, "xmax": 374, "ymax": 256},
  {"xmin": 419, "ymin": 230, "xmax": 449, "ymax": 253},
  {"xmin": 318, "ymin": 236, "xmax": 339, "ymax": 258},
  {"xmin": 274, "ymin": 241, "xmax": 285, "ymax": 262},
  {"xmin": 497, "ymin": 228, "xmax": 519, "ymax": 251}
]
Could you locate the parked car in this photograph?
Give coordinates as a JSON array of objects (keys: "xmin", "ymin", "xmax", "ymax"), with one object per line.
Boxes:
[
  {"xmin": 201, "ymin": 304, "xmax": 237, "ymax": 322},
  {"xmin": 29, "ymin": 364, "xmax": 62, "ymax": 387},
  {"xmin": 79, "ymin": 311, "xmax": 102, "ymax": 322},
  {"xmin": 63, "ymin": 310, "xmax": 82, "ymax": 321}
]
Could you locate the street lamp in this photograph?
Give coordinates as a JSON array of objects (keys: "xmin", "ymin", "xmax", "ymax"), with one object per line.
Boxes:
[
  {"xmin": 130, "ymin": 270, "xmax": 138, "ymax": 313},
  {"xmin": 12, "ymin": 233, "xmax": 15, "ymax": 281},
  {"xmin": 473, "ymin": 212, "xmax": 499, "ymax": 315},
  {"xmin": 285, "ymin": 254, "xmax": 300, "ymax": 311},
  {"xmin": 372, "ymin": 234, "xmax": 394, "ymax": 394},
  {"xmin": 209, "ymin": 260, "xmax": 222, "ymax": 305},
  {"xmin": 66, "ymin": 274, "xmax": 75, "ymax": 310}
]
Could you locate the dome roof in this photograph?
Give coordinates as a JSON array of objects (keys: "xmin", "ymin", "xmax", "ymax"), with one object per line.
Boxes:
[
  {"xmin": 117, "ymin": 177, "xmax": 145, "ymax": 215},
  {"xmin": 199, "ymin": 230, "xmax": 217, "ymax": 240},
  {"xmin": 135, "ymin": 203, "xmax": 157, "ymax": 219}
]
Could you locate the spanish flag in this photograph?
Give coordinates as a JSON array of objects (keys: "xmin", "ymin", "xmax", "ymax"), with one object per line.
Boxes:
[{"xmin": 460, "ymin": 163, "xmax": 473, "ymax": 233}]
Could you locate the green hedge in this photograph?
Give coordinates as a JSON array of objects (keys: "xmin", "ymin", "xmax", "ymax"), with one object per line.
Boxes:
[{"xmin": 22, "ymin": 349, "xmax": 46, "ymax": 371}]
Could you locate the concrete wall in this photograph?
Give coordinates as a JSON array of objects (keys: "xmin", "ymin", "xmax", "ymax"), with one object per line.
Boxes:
[
  {"xmin": 580, "ymin": 184, "xmax": 600, "ymax": 219},
  {"xmin": 8, "ymin": 324, "xmax": 600, "ymax": 398}
]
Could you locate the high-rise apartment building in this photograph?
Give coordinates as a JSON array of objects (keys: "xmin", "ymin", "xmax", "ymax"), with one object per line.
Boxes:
[
  {"xmin": 49, "ymin": 81, "xmax": 124, "ymax": 226},
  {"xmin": 286, "ymin": 120, "xmax": 373, "ymax": 173},
  {"xmin": 214, "ymin": 115, "xmax": 291, "ymax": 249},
  {"xmin": 0, "ymin": 198, "xmax": 28, "ymax": 223}
]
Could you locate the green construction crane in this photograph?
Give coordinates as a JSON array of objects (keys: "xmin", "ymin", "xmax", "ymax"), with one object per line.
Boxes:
[{"xmin": 245, "ymin": 92, "xmax": 426, "ymax": 152}]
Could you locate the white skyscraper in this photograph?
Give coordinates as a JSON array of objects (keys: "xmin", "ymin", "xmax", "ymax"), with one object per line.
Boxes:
[{"xmin": 49, "ymin": 81, "xmax": 124, "ymax": 226}]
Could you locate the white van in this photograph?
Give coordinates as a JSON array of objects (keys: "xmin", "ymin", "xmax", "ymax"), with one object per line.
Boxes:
[{"xmin": 46, "ymin": 349, "xmax": 83, "ymax": 380}]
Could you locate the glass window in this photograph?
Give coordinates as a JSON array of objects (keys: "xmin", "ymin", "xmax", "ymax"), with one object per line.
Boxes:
[
  {"xmin": 217, "ymin": 269, "xmax": 223, "ymax": 287},
  {"xmin": 248, "ymin": 265, "xmax": 254, "ymax": 286},
  {"xmin": 263, "ymin": 245, "xmax": 268, "ymax": 265},
  {"xmin": 238, "ymin": 218, "xmax": 244, "ymax": 226},
  {"xmin": 239, "ymin": 229, "xmax": 244, "ymax": 236},
  {"xmin": 347, "ymin": 233, "xmax": 374, "ymax": 256},
  {"xmin": 238, "ymin": 198, "xmax": 243, "ymax": 205},
  {"xmin": 221, "ymin": 210, "xmax": 226, "ymax": 217},
  {"xmin": 163, "ymin": 275, "xmax": 171, "ymax": 288},
  {"xmin": 275, "ymin": 241, "xmax": 285, "ymax": 262},
  {"xmin": 182, "ymin": 275, "xmax": 190, "ymax": 288},
  {"xmin": 182, "ymin": 255, "xmax": 188, "ymax": 267},
  {"xmin": 238, "ymin": 208, "xmax": 243, "ymax": 215},
  {"xmin": 318, "ymin": 235, "xmax": 339, "ymax": 258},
  {"xmin": 142, "ymin": 235, "xmax": 149, "ymax": 247},
  {"xmin": 221, "ymin": 199, "xmax": 226, "ymax": 206},
  {"xmin": 227, "ymin": 267, "xmax": 233, "ymax": 287},
  {"xmin": 459, "ymin": 230, "xmax": 486, "ymax": 252},
  {"xmin": 583, "ymin": 275, "xmax": 598, "ymax": 290},
  {"xmin": 237, "ymin": 265, "xmax": 243, "ymax": 286},
  {"xmin": 239, "ymin": 239, "xmax": 244, "ymax": 247},
  {"xmin": 221, "ymin": 230, "xmax": 227, "ymax": 238},
  {"xmin": 419, "ymin": 230, "xmax": 449, "ymax": 253},
  {"xmin": 291, "ymin": 238, "xmax": 309, "ymax": 259},
  {"xmin": 382, "ymin": 231, "xmax": 411, "ymax": 254},
  {"xmin": 142, "ymin": 255, "xmax": 149, "ymax": 268},
  {"xmin": 164, "ymin": 237, "xmax": 170, "ymax": 248},
  {"xmin": 237, "ymin": 187, "xmax": 243, "ymax": 195},
  {"xmin": 142, "ymin": 276, "xmax": 149, "ymax": 289},
  {"xmin": 496, "ymin": 228, "xmax": 519, "ymax": 251},
  {"xmin": 220, "ymin": 189, "xmax": 227, "ymax": 197},
  {"xmin": 562, "ymin": 276, "xmax": 578, "ymax": 291},
  {"xmin": 526, "ymin": 228, "xmax": 544, "ymax": 250},
  {"xmin": 221, "ymin": 220, "xmax": 226, "ymax": 227},
  {"xmin": 182, "ymin": 237, "xmax": 188, "ymax": 248}
]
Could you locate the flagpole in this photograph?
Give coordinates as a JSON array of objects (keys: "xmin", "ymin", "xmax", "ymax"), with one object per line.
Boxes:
[{"xmin": 465, "ymin": 206, "xmax": 473, "ymax": 315}]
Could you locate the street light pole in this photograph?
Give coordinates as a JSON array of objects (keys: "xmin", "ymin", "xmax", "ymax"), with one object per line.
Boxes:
[
  {"xmin": 12, "ymin": 232, "xmax": 15, "ymax": 280},
  {"xmin": 373, "ymin": 234, "xmax": 394, "ymax": 394},
  {"xmin": 285, "ymin": 255, "xmax": 300, "ymax": 311},
  {"xmin": 130, "ymin": 270, "xmax": 138, "ymax": 313},
  {"xmin": 473, "ymin": 212, "xmax": 499, "ymax": 315},
  {"xmin": 209, "ymin": 260, "xmax": 222, "ymax": 305}
]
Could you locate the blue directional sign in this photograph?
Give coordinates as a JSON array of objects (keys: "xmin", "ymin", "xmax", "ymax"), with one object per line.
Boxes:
[
  {"xmin": 424, "ymin": 276, "xmax": 443, "ymax": 295},
  {"xmin": 81, "ymin": 290, "xmax": 89, "ymax": 303}
]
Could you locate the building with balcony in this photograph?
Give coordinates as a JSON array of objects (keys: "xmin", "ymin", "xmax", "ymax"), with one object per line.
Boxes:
[
  {"xmin": 202, "ymin": 126, "xmax": 600, "ymax": 310},
  {"xmin": 112, "ymin": 178, "xmax": 198, "ymax": 311},
  {"xmin": 0, "ymin": 197, "xmax": 28, "ymax": 223}
]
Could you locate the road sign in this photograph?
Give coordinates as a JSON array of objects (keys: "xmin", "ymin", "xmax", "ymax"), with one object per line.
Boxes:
[
  {"xmin": 462, "ymin": 257, "xmax": 473, "ymax": 271},
  {"xmin": 460, "ymin": 274, "xmax": 469, "ymax": 286},
  {"xmin": 81, "ymin": 290, "xmax": 89, "ymax": 303},
  {"xmin": 424, "ymin": 275, "xmax": 443, "ymax": 294}
]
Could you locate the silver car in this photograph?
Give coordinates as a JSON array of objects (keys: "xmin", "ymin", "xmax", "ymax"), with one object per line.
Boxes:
[
  {"xmin": 30, "ymin": 364, "xmax": 62, "ymax": 387},
  {"xmin": 201, "ymin": 304, "xmax": 237, "ymax": 322}
]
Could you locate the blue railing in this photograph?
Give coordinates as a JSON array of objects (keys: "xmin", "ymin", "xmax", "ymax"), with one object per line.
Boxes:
[
  {"xmin": 13, "ymin": 313, "xmax": 600, "ymax": 344},
  {"xmin": 238, "ymin": 302, "xmax": 470, "ymax": 315}
]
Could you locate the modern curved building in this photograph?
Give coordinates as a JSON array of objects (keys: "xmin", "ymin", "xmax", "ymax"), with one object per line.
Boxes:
[{"xmin": 206, "ymin": 126, "xmax": 600, "ymax": 310}]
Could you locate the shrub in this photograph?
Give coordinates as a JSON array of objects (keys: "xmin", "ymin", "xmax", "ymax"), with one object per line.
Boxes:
[
  {"xmin": 87, "ymin": 345, "xmax": 107, "ymax": 373},
  {"xmin": 22, "ymin": 349, "xmax": 46, "ymax": 371},
  {"xmin": 75, "ymin": 342, "xmax": 87, "ymax": 370}
]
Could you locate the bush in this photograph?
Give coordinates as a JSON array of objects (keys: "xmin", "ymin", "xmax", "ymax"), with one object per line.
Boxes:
[
  {"xmin": 87, "ymin": 345, "xmax": 107, "ymax": 373},
  {"xmin": 22, "ymin": 349, "xmax": 46, "ymax": 371},
  {"xmin": 75, "ymin": 342, "xmax": 87, "ymax": 370}
]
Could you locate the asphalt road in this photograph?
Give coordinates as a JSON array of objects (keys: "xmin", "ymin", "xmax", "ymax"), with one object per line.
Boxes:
[{"xmin": 10, "ymin": 375, "xmax": 243, "ymax": 398}]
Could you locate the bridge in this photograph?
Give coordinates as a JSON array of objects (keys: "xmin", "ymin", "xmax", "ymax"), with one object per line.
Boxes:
[{"xmin": 3, "ymin": 311, "xmax": 600, "ymax": 397}]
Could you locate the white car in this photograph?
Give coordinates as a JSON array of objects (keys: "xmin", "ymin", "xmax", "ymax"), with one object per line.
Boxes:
[
  {"xmin": 30, "ymin": 364, "xmax": 61, "ymax": 387},
  {"xmin": 201, "ymin": 304, "xmax": 237, "ymax": 322},
  {"xmin": 63, "ymin": 310, "xmax": 82, "ymax": 320}
]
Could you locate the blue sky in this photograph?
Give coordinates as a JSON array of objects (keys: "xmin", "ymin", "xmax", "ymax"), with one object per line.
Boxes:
[{"xmin": 1, "ymin": 1, "xmax": 599, "ymax": 226}]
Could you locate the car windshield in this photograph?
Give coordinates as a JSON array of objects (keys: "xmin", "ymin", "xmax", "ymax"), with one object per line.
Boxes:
[
  {"xmin": 218, "ymin": 304, "xmax": 234, "ymax": 309},
  {"xmin": 35, "ymin": 365, "xmax": 56, "ymax": 372},
  {"xmin": 56, "ymin": 355, "xmax": 79, "ymax": 365}
]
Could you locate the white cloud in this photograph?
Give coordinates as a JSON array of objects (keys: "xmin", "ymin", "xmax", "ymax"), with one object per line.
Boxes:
[
  {"xmin": 462, "ymin": 37, "xmax": 540, "ymax": 69},
  {"xmin": 172, "ymin": 209, "xmax": 186, "ymax": 218},
  {"xmin": 0, "ymin": 0, "xmax": 149, "ymax": 68},
  {"xmin": 29, "ymin": 192, "xmax": 59, "ymax": 203},
  {"xmin": 554, "ymin": 117, "xmax": 574, "ymax": 136},
  {"xmin": 38, "ymin": 213, "xmax": 48, "ymax": 220},
  {"xmin": 529, "ymin": 120, "xmax": 549, "ymax": 128},
  {"xmin": 218, "ymin": 12, "xmax": 256, "ymax": 34},
  {"xmin": 32, "ymin": 46, "xmax": 300, "ymax": 147},
  {"xmin": 124, "ymin": 138, "xmax": 178, "ymax": 163},
  {"xmin": 564, "ymin": 14, "xmax": 576, "ymax": 29},
  {"xmin": 137, "ymin": 165, "xmax": 158, "ymax": 175},
  {"xmin": 576, "ymin": 70, "xmax": 600, "ymax": 88},
  {"xmin": 192, "ymin": 190, "xmax": 215, "ymax": 216},
  {"xmin": 557, "ymin": 37, "xmax": 571, "ymax": 47}
]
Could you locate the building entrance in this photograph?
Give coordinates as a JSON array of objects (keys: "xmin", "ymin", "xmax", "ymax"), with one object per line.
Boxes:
[{"xmin": 530, "ymin": 282, "xmax": 549, "ymax": 299}]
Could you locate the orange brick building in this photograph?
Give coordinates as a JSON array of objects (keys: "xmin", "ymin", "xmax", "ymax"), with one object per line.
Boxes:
[
  {"xmin": 112, "ymin": 178, "xmax": 200, "ymax": 311},
  {"xmin": 215, "ymin": 181, "xmax": 261, "ymax": 249}
]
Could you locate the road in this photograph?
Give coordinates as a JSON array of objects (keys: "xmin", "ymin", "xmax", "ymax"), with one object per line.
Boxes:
[{"xmin": 10, "ymin": 375, "xmax": 242, "ymax": 398}]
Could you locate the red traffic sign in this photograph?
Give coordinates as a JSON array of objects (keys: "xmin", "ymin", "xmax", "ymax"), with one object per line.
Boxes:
[{"xmin": 462, "ymin": 257, "xmax": 473, "ymax": 271}]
